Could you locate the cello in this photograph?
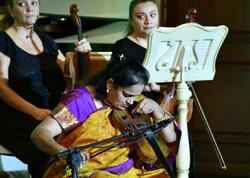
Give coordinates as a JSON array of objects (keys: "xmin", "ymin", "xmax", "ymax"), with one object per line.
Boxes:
[{"xmin": 64, "ymin": 4, "xmax": 89, "ymax": 93}]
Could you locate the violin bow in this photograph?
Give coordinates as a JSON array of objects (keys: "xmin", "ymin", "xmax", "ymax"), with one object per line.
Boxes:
[{"xmin": 185, "ymin": 7, "xmax": 226, "ymax": 170}]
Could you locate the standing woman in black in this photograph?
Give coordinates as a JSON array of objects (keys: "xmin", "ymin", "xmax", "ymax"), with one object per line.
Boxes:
[
  {"xmin": 111, "ymin": 0, "xmax": 162, "ymax": 95},
  {"xmin": 0, "ymin": 0, "xmax": 91, "ymax": 177}
]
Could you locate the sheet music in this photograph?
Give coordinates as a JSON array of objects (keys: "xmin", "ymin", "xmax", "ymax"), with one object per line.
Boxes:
[{"xmin": 143, "ymin": 23, "xmax": 228, "ymax": 83}]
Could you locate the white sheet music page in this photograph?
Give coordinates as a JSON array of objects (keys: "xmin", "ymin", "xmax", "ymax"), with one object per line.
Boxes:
[{"xmin": 143, "ymin": 23, "xmax": 228, "ymax": 83}]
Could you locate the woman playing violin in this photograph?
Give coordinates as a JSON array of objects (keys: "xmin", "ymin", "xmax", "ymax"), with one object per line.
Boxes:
[
  {"xmin": 31, "ymin": 57, "xmax": 180, "ymax": 178},
  {"xmin": 0, "ymin": 0, "xmax": 91, "ymax": 177}
]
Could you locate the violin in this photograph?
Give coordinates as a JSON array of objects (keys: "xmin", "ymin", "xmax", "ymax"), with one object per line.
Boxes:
[
  {"xmin": 111, "ymin": 104, "xmax": 170, "ymax": 165},
  {"xmin": 64, "ymin": 4, "xmax": 89, "ymax": 93},
  {"xmin": 157, "ymin": 83, "xmax": 193, "ymax": 122}
]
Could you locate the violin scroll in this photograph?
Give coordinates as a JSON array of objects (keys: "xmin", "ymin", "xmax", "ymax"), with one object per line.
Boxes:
[{"xmin": 185, "ymin": 7, "xmax": 198, "ymax": 23}]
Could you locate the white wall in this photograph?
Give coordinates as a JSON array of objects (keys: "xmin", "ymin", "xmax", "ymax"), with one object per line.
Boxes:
[{"xmin": 39, "ymin": 0, "xmax": 132, "ymax": 19}]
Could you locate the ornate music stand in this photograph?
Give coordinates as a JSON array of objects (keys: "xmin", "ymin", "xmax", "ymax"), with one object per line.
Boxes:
[{"xmin": 143, "ymin": 23, "xmax": 228, "ymax": 178}]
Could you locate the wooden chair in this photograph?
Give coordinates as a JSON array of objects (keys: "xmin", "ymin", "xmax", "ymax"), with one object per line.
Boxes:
[{"xmin": 64, "ymin": 51, "xmax": 111, "ymax": 93}]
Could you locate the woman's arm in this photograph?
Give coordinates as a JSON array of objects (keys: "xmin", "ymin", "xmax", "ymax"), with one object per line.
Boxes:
[
  {"xmin": 31, "ymin": 117, "xmax": 66, "ymax": 155},
  {"xmin": 0, "ymin": 52, "xmax": 51, "ymax": 121},
  {"xmin": 56, "ymin": 50, "xmax": 66, "ymax": 75}
]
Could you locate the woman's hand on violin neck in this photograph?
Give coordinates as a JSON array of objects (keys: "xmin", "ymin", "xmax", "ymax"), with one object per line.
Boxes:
[{"xmin": 74, "ymin": 38, "xmax": 92, "ymax": 53}]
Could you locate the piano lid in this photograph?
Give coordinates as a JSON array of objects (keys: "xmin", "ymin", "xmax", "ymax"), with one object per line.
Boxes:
[
  {"xmin": 39, "ymin": 0, "xmax": 131, "ymax": 44},
  {"xmin": 55, "ymin": 21, "xmax": 127, "ymax": 44},
  {"xmin": 39, "ymin": 0, "xmax": 131, "ymax": 20}
]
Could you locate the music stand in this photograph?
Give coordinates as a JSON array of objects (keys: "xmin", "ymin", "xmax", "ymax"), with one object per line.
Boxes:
[{"xmin": 143, "ymin": 23, "xmax": 228, "ymax": 178}]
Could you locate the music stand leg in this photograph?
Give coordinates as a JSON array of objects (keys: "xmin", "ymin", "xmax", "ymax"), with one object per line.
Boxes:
[{"xmin": 176, "ymin": 82, "xmax": 192, "ymax": 178}]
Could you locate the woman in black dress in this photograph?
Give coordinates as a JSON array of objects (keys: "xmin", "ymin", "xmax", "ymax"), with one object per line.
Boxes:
[{"xmin": 0, "ymin": 0, "xmax": 91, "ymax": 177}]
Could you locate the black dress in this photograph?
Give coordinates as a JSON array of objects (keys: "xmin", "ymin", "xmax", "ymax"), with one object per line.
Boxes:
[
  {"xmin": 0, "ymin": 30, "xmax": 66, "ymax": 178},
  {"xmin": 111, "ymin": 37, "xmax": 146, "ymax": 63}
]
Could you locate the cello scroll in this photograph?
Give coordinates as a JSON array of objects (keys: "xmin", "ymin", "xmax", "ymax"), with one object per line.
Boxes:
[{"xmin": 64, "ymin": 4, "xmax": 89, "ymax": 93}]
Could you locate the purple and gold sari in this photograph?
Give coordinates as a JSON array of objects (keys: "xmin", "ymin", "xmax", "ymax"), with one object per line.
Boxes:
[{"xmin": 43, "ymin": 87, "xmax": 175, "ymax": 178}]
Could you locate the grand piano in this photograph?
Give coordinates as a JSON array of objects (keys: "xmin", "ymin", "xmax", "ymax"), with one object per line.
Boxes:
[{"xmin": 38, "ymin": 0, "xmax": 131, "ymax": 52}]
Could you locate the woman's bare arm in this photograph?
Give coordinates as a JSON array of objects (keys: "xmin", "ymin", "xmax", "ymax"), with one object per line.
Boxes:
[{"xmin": 31, "ymin": 117, "xmax": 66, "ymax": 155}]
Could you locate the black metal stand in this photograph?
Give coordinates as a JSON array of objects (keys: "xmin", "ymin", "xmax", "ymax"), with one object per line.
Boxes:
[
  {"xmin": 56, "ymin": 117, "xmax": 176, "ymax": 178},
  {"xmin": 67, "ymin": 148, "xmax": 81, "ymax": 178},
  {"xmin": 145, "ymin": 131, "xmax": 176, "ymax": 178},
  {"xmin": 56, "ymin": 130, "xmax": 136, "ymax": 178}
]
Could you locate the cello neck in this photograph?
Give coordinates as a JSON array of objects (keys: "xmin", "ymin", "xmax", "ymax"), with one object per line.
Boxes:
[
  {"xmin": 77, "ymin": 24, "xmax": 83, "ymax": 41},
  {"xmin": 69, "ymin": 4, "xmax": 87, "ymax": 86},
  {"xmin": 70, "ymin": 4, "xmax": 83, "ymax": 40}
]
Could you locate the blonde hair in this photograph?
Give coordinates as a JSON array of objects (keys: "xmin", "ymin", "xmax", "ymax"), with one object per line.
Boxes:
[{"xmin": 0, "ymin": 0, "xmax": 14, "ymax": 31}]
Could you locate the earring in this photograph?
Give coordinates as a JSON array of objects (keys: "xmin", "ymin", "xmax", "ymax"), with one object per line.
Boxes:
[{"xmin": 106, "ymin": 88, "xmax": 110, "ymax": 93}]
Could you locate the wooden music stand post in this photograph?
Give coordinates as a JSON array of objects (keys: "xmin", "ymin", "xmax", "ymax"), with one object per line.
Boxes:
[{"xmin": 143, "ymin": 23, "xmax": 228, "ymax": 178}]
